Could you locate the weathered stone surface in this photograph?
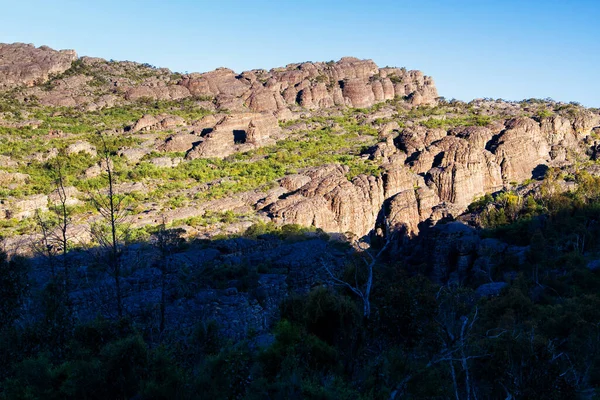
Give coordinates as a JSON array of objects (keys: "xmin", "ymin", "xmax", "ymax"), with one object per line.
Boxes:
[
  {"xmin": 132, "ymin": 114, "xmax": 186, "ymax": 132},
  {"xmin": 124, "ymin": 85, "xmax": 191, "ymax": 101},
  {"xmin": 158, "ymin": 132, "xmax": 201, "ymax": 153},
  {"xmin": 151, "ymin": 157, "xmax": 182, "ymax": 168},
  {"xmin": 0, "ymin": 170, "xmax": 29, "ymax": 186},
  {"xmin": 48, "ymin": 186, "xmax": 81, "ymax": 207},
  {"xmin": 66, "ymin": 140, "xmax": 97, "ymax": 156},
  {"xmin": 131, "ymin": 114, "xmax": 159, "ymax": 131},
  {"xmin": 0, "ymin": 43, "xmax": 77, "ymax": 88},
  {"xmin": 181, "ymin": 68, "xmax": 249, "ymax": 98},
  {"xmin": 84, "ymin": 158, "xmax": 113, "ymax": 178},
  {"xmin": 0, "ymin": 155, "xmax": 18, "ymax": 168},
  {"xmin": 118, "ymin": 147, "xmax": 151, "ymax": 163},
  {"xmin": 386, "ymin": 189, "xmax": 422, "ymax": 236},
  {"xmin": 490, "ymin": 118, "xmax": 551, "ymax": 183},
  {"xmin": 423, "ymin": 222, "xmax": 480, "ymax": 284},
  {"xmin": 267, "ymin": 164, "xmax": 420, "ymax": 237},
  {"xmin": 1, "ymin": 42, "xmax": 440, "ymax": 120},
  {"xmin": 2, "ymin": 194, "xmax": 48, "ymax": 220},
  {"xmin": 186, "ymin": 113, "xmax": 280, "ymax": 159},
  {"xmin": 385, "ymin": 183, "xmax": 441, "ymax": 236},
  {"xmin": 279, "ymin": 174, "xmax": 312, "ymax": 192},
  {"xmin": 341, "ymin": 78, "xmax": 376, "ymax": 108},
  {"xmin": 176, "ymin": 57, "xmax": 437, "ymax": 113}
]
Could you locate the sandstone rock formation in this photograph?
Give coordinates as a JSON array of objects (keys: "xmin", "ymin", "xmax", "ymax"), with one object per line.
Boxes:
[
  {"xmin": 131, "ymin": 114, "xmax": 186, "ymax": 132},
  {"xmin": 180, "ymin": 57, "xmax": 438, "ymax": 113},
  {"xmin": 1, "ymin": 43, "xmax": 438, "ymax": 115},
  {"xmin": 118, "ymin": 147, "xmax": 151, "ymax": 163},
  {"xmin": 186, "ymin": 113, "xmax": 280, "ymax": 158},
  {"xmin": 66, "ymin": 140, "xmax": 97, "ymax": 156},
  {"xmin": 158, "ymin": 133, "xmax": 202, "ymax": 153},
  {"xmin": 265, "ymin": 164, "xmax": 428, "ymax": 237},
  {"xmin": 0, "ymin": 43, "xmax": 77, "ymax": 88},
  {"xmin": 3, "ymin": 41, "xmax": 600, "ymax": 252},
  {"xmin": 1, "ymin": 194, "xmax": 48, "ymax": 220},
  {"xmin": 264, "ymin": 111, "xmax": 600, "ymax": 238}
]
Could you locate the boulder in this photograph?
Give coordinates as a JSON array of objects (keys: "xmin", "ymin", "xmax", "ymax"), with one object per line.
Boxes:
[
  {"xmin": 48, "ymin": 186, "xmax": 81, "ymax": 207},
  {"xmin": 3, "ymin": 194, "xmax": 49, "ymax": 220},
  {"xmin": 118, "ymin": 147, "xmax": 151, "ymax": 163},
  {"xmin": 66, "ymin": 141, "xmax": 97, "ymax": 156},
  {"xmin": 158, "ymin": 132, "xmax": 202, "ymax": 153},
  {"xmin": 151, "ymin": 157, "xmax": 182, "ymax": 168}
]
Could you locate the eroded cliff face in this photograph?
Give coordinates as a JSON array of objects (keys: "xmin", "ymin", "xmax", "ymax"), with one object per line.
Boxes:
[
  {"xmin": 181, "ymin": 57, "xmax": 438, "ymax": 112},
  {"xmin": 263, "ymin": 111, "xmax": 600, "ymax": 237},
  {"xmin": 2, "ymin": 42, "xmax": 600, "ymax": 245},
  {"xmin": 0, "ymin": 43, "xmax": 438, "ymax": 114},
  {"xmin": 0, "ymin": 43, "xmax": 77, "ymax": 89}
]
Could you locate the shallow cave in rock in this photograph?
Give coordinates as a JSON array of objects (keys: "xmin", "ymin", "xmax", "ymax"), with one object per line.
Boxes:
[{"xmin": 233, "ymin": 129, "xmax": 247, "ymax": 144}]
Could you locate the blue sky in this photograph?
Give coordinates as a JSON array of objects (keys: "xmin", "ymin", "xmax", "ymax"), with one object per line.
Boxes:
[{"xmin": 1, "ymin": 0, "xmax": 599, "ymax": 106}]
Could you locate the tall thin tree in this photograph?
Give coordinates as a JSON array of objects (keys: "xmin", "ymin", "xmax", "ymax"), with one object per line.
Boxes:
[
  {"xmin": 151, "ymin": 221, "xmax": 184, "ymax": 333},
  {"xmin": 89, "ymin": 133, "xmax": 129, "ymax": 318}
]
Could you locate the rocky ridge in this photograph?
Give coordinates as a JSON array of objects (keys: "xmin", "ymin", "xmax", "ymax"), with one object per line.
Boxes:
[
  {"xmin": 0, "ymin": 43, "xmax": 77, "ymax": 89},
  {"xmin": 0, "ymin": 44, "xmax": 438, "ymax": 113},
  {"xmin": 0, "ymin": 42, "xmax": 600, "ymax": 253},
  {"xmin": 263, "ymin": 111, "xmax": 600, "ymax": 237}
]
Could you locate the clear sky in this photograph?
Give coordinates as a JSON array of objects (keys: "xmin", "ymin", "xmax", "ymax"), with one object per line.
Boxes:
[{"xmin": 1, "ymin": 0, "xmax": 599, "ymax": 106}]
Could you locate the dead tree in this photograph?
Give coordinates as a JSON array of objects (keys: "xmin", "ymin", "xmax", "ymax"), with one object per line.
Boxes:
[
  {"xmin": 50, "ymin": 155, "xmax": 72, "ymax": 293},
  {"xmin": 432, "ymin": 286, "xmax": 495, "ymax": 400},
  {"xmin": 89, "ymin": 133, "xmax": 129, "ymax": 318},
  {"xmin": 34, "ymin": 209, "xmax": 57, "ymax": 278},
  {"xmin": 32, "ymin": 154, "xmax": 75, "ymax": 321},
  {"xmin": 321, "ymin": 223, "xmax": 396, "ymax": 319},
  {"xmin": 151, "ymin": 222, "xmax": 184, "ymax": 333},
  {"xmin": 389, "ymin": 287, "xmax": 503, "ymax": 400}
]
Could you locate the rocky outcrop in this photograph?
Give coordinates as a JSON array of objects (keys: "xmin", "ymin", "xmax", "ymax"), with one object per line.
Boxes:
[
  {"xmin": 488, "ymin": 118, "xmax": 551, "ymax": 183},
  {"xmin": 0, "ymin": 43, "xmax": 77, "ymax": 88},
  {"xmin": 265, "ymin": 110, "xmax": 600, "ymax": 238},
  {"xmin": 66, "ymin": 140, "xmax": 97, "ymax": 156},
  {"xmin": 131, "ymin": 114, "xmax": 186, "ymax": 132},
  {"xmin": 0, "ymin": 170, "xmax": 29, "ymax": 186},
  {"xmin": 118, "ymin": 147, "xmax": 151, "ymax": 163},
  {"xmin": 265, "ymin": 164, "xmax": 423, "ymax": 237},
  {"xmin": 151, "ymin": 157, "xmax": 182, "ymax": 168},
  {"xmin": 186, "ymin": 113, "xmax": 280, "ymax": 159},
  {"xmin": 2, "ymin": 42, "xmax": 438, "ymax": 117},
  {"xmin": 158, "ymin": 133, "xmax": 202, "ymax": 153},
  {"xmin": 124, "ymin": 85, "xmax": 190, "ymax": 102},
  {"xmin": 48, "ymin": 186, "xmax": 81, "ymax": 207},
  {"xmin": 176, "ymin": 57, "xmax": 438, "ymax": 112},
  {"xmin": 1, "ymin": 194, "xmax": 48, "ymax": 220},
  {"xmin": 396, "ymin": 221, "xmax": 529, "ymax": 286},
  {"xmin": 385, "ymin": 185, "xmax": 440, "ymax": 236}
]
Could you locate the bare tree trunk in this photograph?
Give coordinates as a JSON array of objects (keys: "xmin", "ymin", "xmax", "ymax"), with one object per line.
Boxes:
[
  {"xmin": 34, "ymin": 210, "xmax": 56, "ymax": 278},
  {"xmin": 460, "ymin": 316, "xmax": 472, "ymax": 400},
  {"xmin": 152, "ymin": 224, "xmax": 184, "ymax": 334},
  {"xmin": 89, "ymin": 133, "xmax": 128, "ymax": 319},
  {"xmin": 160, "ymin": 255, "xmax": 166, "ymax": 333},
  {"xmin": 103, "ymin": 145, "xmax": 123, "ymax": 318},
  {"xmin": 53, "ymin": 156, "xmax": 71, "ymax": 299},
  {"xmin": 449, "ymin": 358, "xmax": 460, "ymax": 400},
  {"xmin": 322, "ymin": 221, "xmax": 395, "ymax": 319}
]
